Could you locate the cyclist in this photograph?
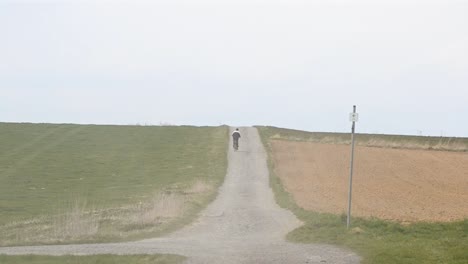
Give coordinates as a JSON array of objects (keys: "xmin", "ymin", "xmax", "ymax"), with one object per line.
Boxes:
[{"xmin": 232, "ymin": 128, "xmax": 241, "ymax": 150}]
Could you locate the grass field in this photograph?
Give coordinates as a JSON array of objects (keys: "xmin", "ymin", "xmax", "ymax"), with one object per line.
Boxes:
[
  {"xmin": 0, "ymin": 254, "xmax": 184, "ymax": 264},
  {"xmin": 257, "ymin": 126, "xmax": 468, "ymax": 264},
  {"xmin": 259, "ymin": 126, "xmax": 468, "ymax": 151},
  {"xmin": 0, "ymin": 123, "xmax": 228, "ymax": 246}
]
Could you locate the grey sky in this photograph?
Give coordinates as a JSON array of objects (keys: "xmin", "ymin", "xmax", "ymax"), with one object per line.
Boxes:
[{"xmin": 1, "ymin": 0, "xmax": 467, "ymax": 136}]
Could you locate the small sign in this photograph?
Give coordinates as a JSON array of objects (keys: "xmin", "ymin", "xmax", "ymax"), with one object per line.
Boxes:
[{"xmin": 349, "ymin": 113, "xmax": 359, "ymax": 122}]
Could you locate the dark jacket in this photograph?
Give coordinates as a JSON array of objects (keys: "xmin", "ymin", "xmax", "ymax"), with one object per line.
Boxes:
[{"xmin": 232, "ymin": 131, "xmax": 241, "ymax": 140}]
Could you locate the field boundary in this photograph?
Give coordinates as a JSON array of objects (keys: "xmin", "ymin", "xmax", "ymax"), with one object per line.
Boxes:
[{"xmin": 260, "ymin": 126, "xmax": 468, "ymax": 152}]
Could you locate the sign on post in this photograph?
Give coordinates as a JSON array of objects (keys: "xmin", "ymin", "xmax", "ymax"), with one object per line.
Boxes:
[
  {"xmin": 347, "ymin": 105, "xmax": 358, "ymax": 229},
  {"xmin": 349, "ymin": 113, "xmax": 359, "ymax": 122}
]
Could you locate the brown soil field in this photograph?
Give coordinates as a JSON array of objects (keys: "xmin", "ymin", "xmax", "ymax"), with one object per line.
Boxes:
[{"xmin": 271, "ymin": 140, "xmax": 468, "ymax": 222}]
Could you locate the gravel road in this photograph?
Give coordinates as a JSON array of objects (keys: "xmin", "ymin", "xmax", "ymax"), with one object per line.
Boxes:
[{"xmin": 0, "ymin": 127, "xmax": 360, "ymax": 264}]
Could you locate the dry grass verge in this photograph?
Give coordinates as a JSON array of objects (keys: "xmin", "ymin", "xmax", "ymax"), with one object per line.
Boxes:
[
  {"xmin": 0, "ymin": 181, "xmax": 213, "ymax": 246},
  {"xmin": 263, "ymin": 126, "xmax": 468, "ymax": 152}
]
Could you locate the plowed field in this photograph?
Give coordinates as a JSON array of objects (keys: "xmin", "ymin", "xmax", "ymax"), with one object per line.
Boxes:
[{"xmin": 271, "ymin": 140, "xmax": 468, "ymax": 222}]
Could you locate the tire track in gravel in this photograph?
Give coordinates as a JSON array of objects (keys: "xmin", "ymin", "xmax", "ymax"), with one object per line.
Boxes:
[{"xmin": 0, "ymin": 127, "xmax": 360, "ymax": 264}]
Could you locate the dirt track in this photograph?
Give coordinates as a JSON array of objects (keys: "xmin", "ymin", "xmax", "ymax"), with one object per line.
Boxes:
[
  {"xmin": 271, "ymin": 140, "xmax": 468, "ymax": 222},
  {"xmin": 0, "ymin": 128, "xmax": 360, "ymax": 264}
]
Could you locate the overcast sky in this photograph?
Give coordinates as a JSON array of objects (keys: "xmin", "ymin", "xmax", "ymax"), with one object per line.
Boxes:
[{"xmin": 1, "ymin": 0, "xmax": 467, "ymax": 136}]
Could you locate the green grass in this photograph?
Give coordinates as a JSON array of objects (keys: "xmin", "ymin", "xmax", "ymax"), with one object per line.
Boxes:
[
  {"xmin": 0, "ymin": 123, "xmax": 228, "ymax": 246},
  {"xmin": 258, "ymin": 126, "xmax": 468, "ymax": 151},
  {"xmin": 0, "ymin": 254, "xmax": 184, "ymax": 264},
  {"xmin": 256, "ymin": 126, "xmax": 468, "ymax": 264}
]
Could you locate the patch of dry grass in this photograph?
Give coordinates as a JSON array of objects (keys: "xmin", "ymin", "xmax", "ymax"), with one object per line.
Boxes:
[
  {"xmin": 0, "ymin": 181, "xmax": 213, "ymax": 246},
  {"xmin": 52, "ymin": 200, "xmax": 99, "ymax": 240},
  {"xmin": 130, "ymin": 192, "xmax": 187, "ymax": 227}
]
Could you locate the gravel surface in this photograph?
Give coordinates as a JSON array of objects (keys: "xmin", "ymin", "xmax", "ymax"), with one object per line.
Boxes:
[{"xmin": 0, "ymin": 127, "xmax": 360, "ymax": 264}]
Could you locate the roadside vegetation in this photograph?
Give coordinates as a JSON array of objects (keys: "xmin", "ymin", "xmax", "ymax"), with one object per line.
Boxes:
[
  {"xmin": 0, "ymin": 254, "xmax": 184, "ymax": 264},
  {"xmin": 257, "ymin": 126, "xmax": 468, "ymax": 264},
  {"xmin": 0, "ymin": 123, "xmax": 228, "ymax": 246},
  {"xmin": 260, "ymin": 126, "xmax": 468, "ymax": 152}
]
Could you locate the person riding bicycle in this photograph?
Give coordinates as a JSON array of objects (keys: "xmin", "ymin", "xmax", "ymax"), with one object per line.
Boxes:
[{"xmin": 232, "ymin": 128, "xmax": 241, "ymax": 150}]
